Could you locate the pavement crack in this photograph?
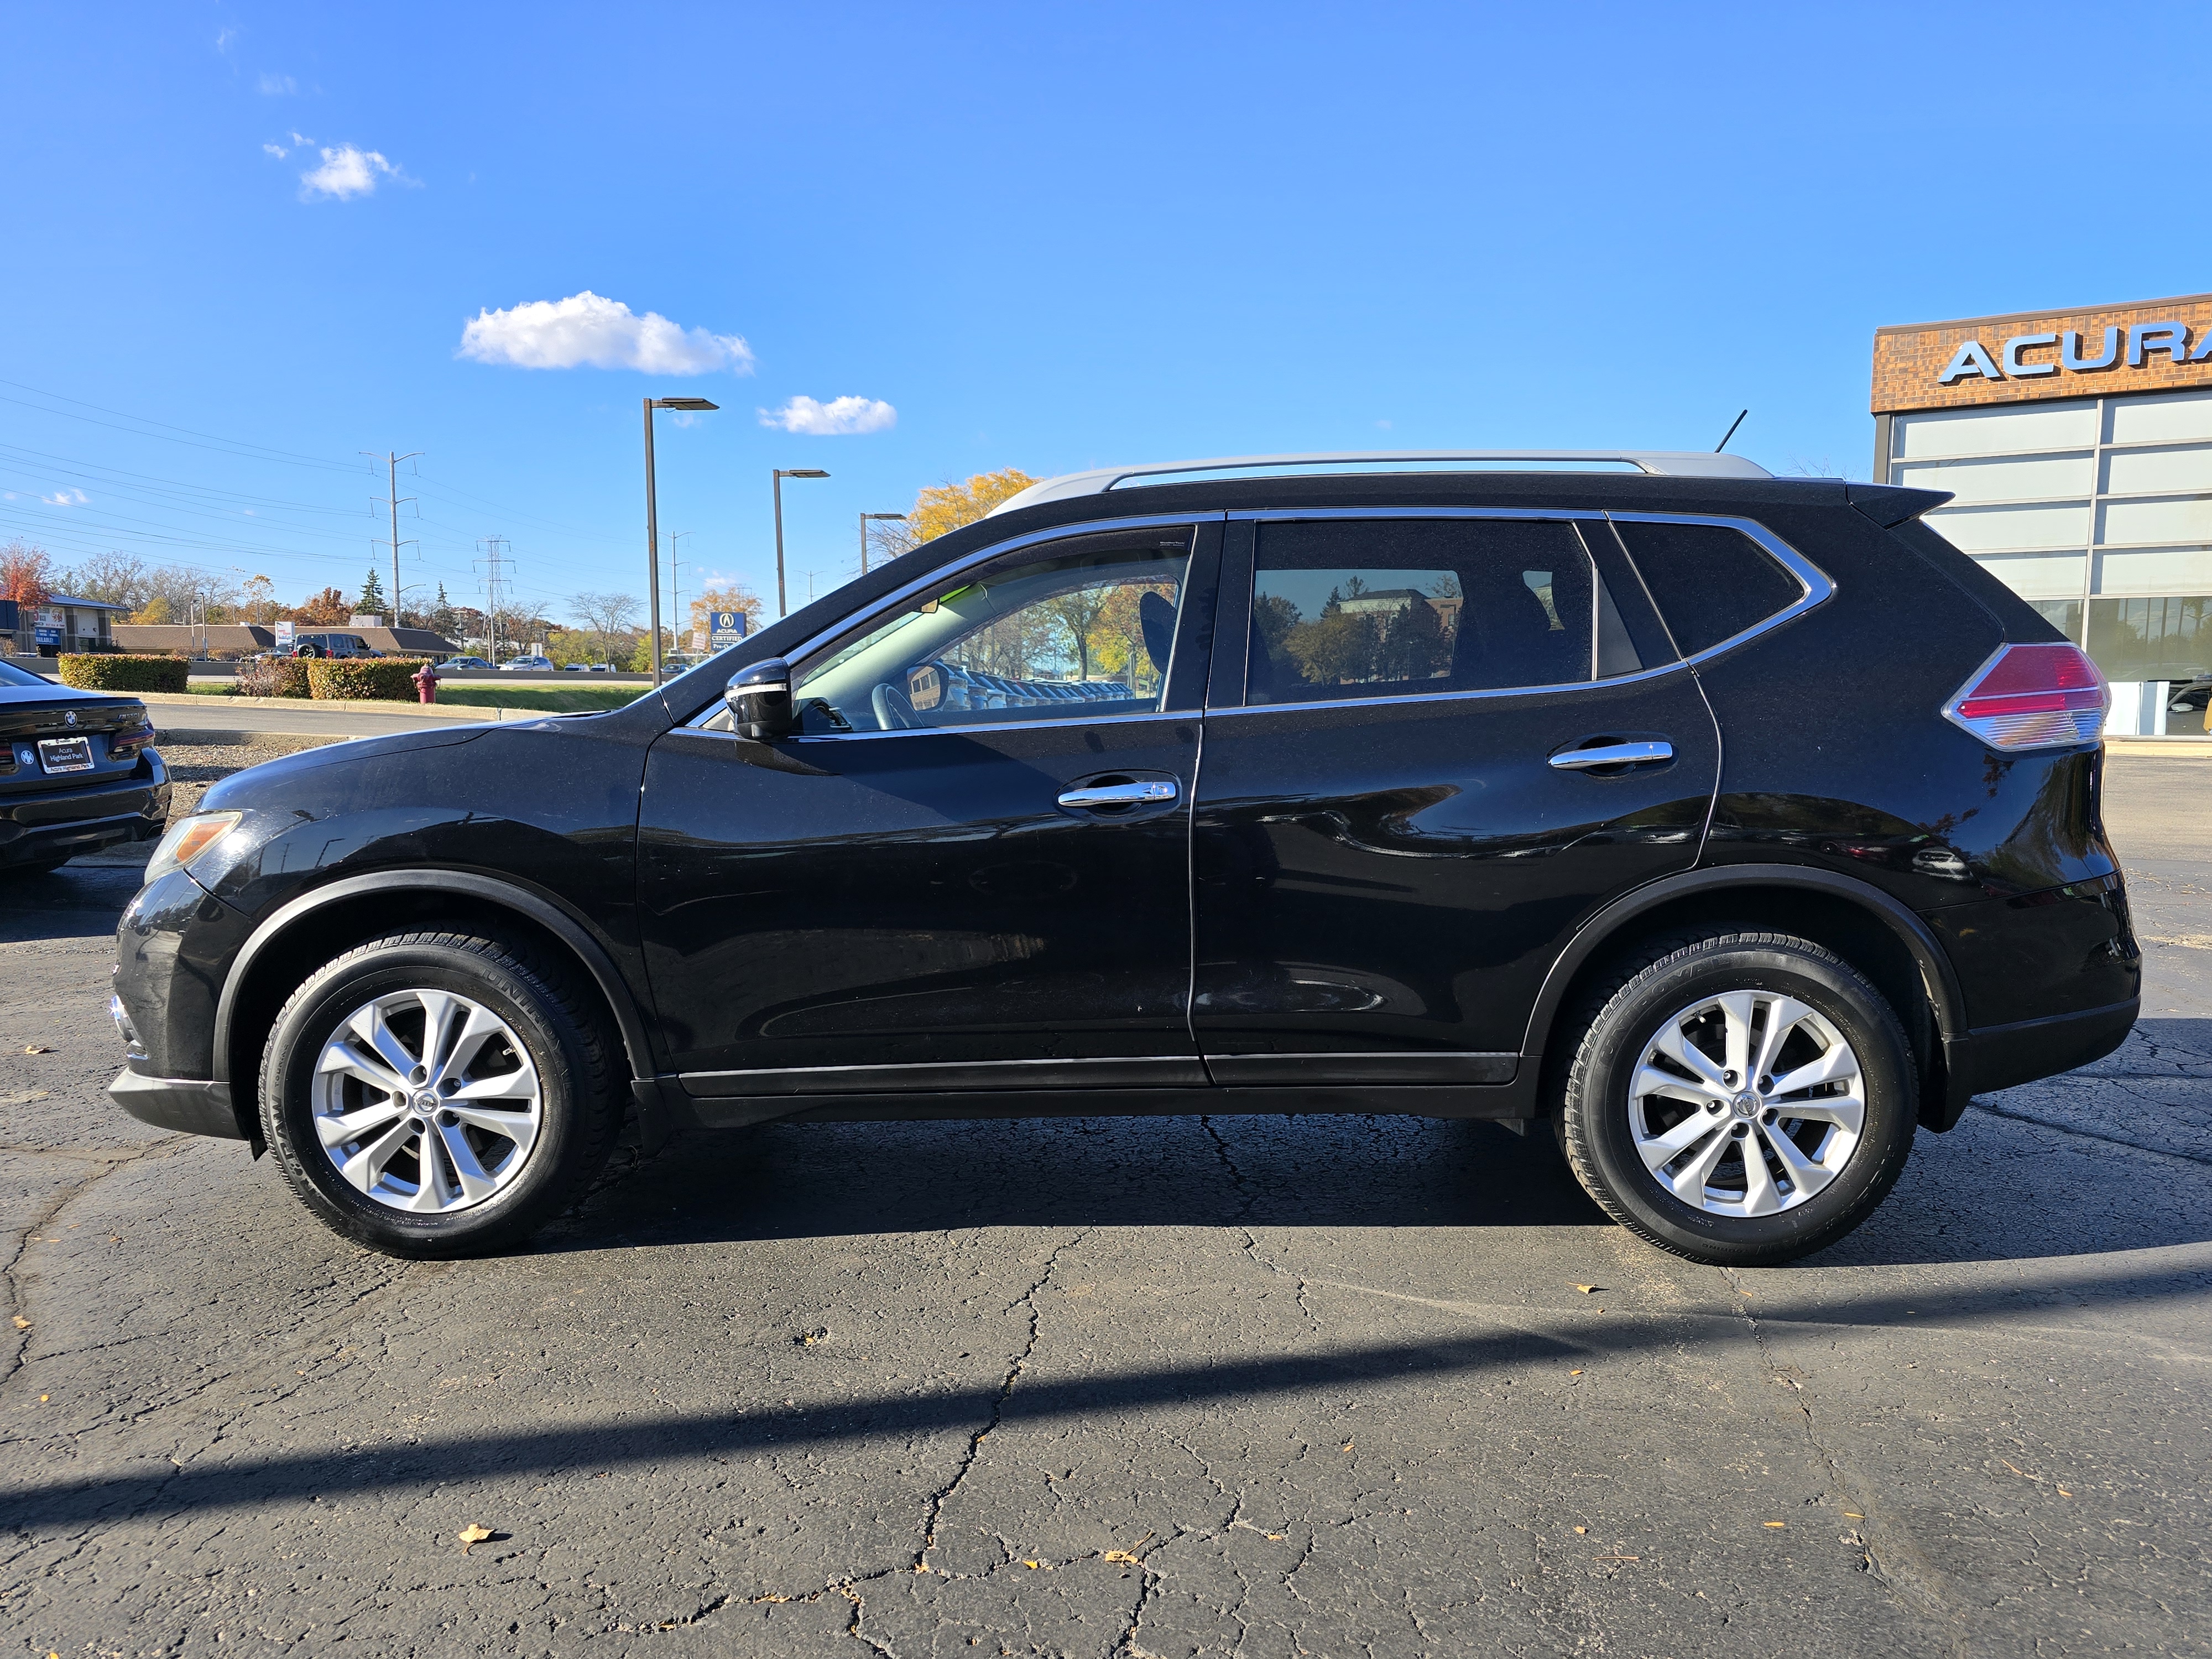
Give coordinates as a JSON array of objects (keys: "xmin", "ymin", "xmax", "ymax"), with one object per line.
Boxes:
[
  {"xmin": 2, "ymin": 1133, "xmax": 186, "ymax": 1394},
  {"xmin": 1198, "ymin": 1116, "xmax": 1257, "ymax": 1219},
  {"xmin": 1717, "ymin": 1264, "xmax": 1968, "ymax": 1655},
  {"xmin": 1968, "ymin": 1094, "xmax": 2212, "ymax": 1166},
  {"xmin": 913, "ymin": 1227, "xmax": 1091, "ymax": 1571}
]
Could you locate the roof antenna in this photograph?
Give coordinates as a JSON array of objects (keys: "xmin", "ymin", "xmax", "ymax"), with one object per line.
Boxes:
[{"xmin": 1715, "ymin": 410, "xmax": 1748, "ymax": 453}]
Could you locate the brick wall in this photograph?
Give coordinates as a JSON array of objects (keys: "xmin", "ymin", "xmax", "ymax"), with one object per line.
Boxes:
[{"xmin": 1872, "ymin": 293, "xmax": 2212, "ymax": 414}]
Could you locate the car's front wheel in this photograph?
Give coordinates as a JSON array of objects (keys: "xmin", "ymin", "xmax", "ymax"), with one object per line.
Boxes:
[
  {"xmin": 258, "ymin": 931, "xmax": 622, "ymax": 1257},
  {"xmin": 1557, "ymin": 928, "xmax": 1918, "ymax": 1267}
]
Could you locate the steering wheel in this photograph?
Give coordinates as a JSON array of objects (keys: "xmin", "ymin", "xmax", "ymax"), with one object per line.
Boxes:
[{"xmin": 872, "ymin": 681, "xmax": 920, "ymax": 730}]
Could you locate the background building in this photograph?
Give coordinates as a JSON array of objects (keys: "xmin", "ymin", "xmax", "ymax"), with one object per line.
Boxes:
[{"xmin": 1874, "ymin": 294, "xmax": 2212, "ymax": 735}]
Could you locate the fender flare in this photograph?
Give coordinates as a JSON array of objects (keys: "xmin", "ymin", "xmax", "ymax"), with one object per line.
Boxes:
[
  {"xmin": 211, "ymin": 869, "xmax": 658, "ymax": 1088},
  {"xmin": 1517, "ymin": 862, "xmax": 1968, "ymax": 1062}
]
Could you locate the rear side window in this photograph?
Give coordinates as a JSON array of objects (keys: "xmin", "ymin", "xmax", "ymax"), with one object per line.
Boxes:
[
  {"xmin": 1246, "ymin": 518, "xmax": 1645, "ymax": 705},
  {"xmin": 1609, "ymin": 520, "xmax": 1804, "ymax": 656}
]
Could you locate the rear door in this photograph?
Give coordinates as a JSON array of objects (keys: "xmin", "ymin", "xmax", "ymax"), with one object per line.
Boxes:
[{"xmin": 1190, "ymin": 509, "xmax": 1721, "ymax": 1084}]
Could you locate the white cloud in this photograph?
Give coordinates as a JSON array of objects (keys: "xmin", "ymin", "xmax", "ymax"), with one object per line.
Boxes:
[
  {"xmin": 262, "ymin": 143, "xmax": 289, "ymax": 159},
  {"xmin": 215, "ymin": 28, "xmax": 237, "ymax": 54},
  {"xmin": 258, "ymin": 72, "xmax": 296, "ymax": 95},
  {"xmin": 300, "ymin": 144, "xmax": 410, "ymax": 201},
  {"xmin": 40, "ymin": 488, "xmax": 87, "ymax": 507},
  {"xmin": 758, "ymin": 395, "xmax": 897, "ymax": 436},
  {"xmin": 457, "ymin": 291, "xmax": 755, "ymax": 375}
]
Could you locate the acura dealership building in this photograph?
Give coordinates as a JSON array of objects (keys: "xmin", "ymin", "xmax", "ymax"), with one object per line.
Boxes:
[{"xmin": 1872, "ymin": 293, "xmax": 2212, "ymax": 734}]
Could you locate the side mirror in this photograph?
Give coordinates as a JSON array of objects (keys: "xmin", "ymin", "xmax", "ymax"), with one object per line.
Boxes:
[{"xmin": 726, "ymin": 657, "xmax": 794, "ymax": 742}]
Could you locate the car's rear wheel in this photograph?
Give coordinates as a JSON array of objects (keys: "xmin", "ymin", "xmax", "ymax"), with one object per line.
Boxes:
[
  {"xmin": 258, "ymin": 930, "xmax": 622, "ymax": 1257},
  {"xmin": 1556, "ymin": 928, "xmax": 1917, "ymax": 1267}
]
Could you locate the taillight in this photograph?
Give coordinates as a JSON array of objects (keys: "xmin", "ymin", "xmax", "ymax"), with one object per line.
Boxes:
[
  {"xmin": 109, "ymin": 720, "xmax": 154, "ymax": 760},
  {"xmin": 1944, "ymin": 643, "xmax": 2107, "ymax": 750}
]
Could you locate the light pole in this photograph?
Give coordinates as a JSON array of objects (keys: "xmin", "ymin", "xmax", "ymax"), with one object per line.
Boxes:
[
  {"xmin": 859, "ymin": 512, "xmax": 907, "ymax": 576},
  {"xmin": 644, "ymin": 398, "xmax": 718, "ymax": 683},
  {"xmin": 772, "ymin": 468, "xmax": 830, "ymax": 617}
]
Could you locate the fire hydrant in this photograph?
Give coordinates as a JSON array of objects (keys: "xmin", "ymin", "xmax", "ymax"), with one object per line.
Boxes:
[{"xmin": 413, "ymin": 662, "xmax": 438, "ymax": 705}]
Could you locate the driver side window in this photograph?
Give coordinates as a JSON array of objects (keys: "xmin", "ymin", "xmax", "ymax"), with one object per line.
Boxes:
[{"xmin": 790, "ymin": 528, "xmax": 1193, "ymax": 733}]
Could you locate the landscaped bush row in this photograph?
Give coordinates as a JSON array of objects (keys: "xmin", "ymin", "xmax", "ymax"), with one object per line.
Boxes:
[
  {"xmin": 55, "ymin": 654, "xmax": 189, "ymax": 693},
  {"xmin": 305, "ymin": 658, "xmax": 431, "ymax": 701}
]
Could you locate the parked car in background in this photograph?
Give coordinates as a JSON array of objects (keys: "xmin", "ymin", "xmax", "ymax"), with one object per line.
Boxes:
[
  {"xmin": 106, "ymin": 451, "xmax": 2137, "ymax": 1269},
  {"xmin": 290, "ymin": 633, "xmax": 381, "ymax": 660},
  {"xmin": 436, "ymin": 656, "xmax": 493, "ymax": 672},
  {"xmin": 1, "ymin": 659, "xmax": 169, "ymax": 875},
  {"xmin": 500, "ymin": 654, "xmax": 556, "ymax": 672}
]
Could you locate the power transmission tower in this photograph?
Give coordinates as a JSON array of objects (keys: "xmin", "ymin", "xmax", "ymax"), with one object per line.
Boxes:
[
  {"xmin": 475, "ymin": 536, "xmax": 512, "ymax": 662},
  {"xmin": 363, "ymin": 450, "xmax": 423, "ymax": 627}
]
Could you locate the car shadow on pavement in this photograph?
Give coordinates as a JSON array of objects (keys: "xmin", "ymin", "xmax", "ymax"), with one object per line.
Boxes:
[{"xmin": 556, "ymin": 1113, "xmax": 1614, "ymax": 1248}]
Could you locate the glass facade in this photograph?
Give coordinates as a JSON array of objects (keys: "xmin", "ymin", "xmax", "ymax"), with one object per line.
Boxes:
[{"xmin": 1887, "ymin": 387, "xmax": 2212, "ymax": 735}]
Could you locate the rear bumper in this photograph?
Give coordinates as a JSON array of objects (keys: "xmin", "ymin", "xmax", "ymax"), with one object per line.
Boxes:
[
  {"xmin": 1934, "ymin": 997, "xmax": 2138, "ymax": 1130},
  {"xmin": 0, "ymin": 769, "xmax": 170, "ymax": 864},
  {"xmin": 108, "ymin": 1067, "xmax": 247, "ymax": 1140}
]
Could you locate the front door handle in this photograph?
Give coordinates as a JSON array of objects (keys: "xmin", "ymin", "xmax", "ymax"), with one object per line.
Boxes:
[
  {"xmin": 1550, "ymin": 739, "xmax": 1673, "ymax": 771},
  {"xmin": 1057, "ymin": 779, "xmax": 1179, "ymax": 809}
]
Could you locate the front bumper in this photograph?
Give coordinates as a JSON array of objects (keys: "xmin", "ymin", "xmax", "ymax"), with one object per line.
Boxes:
[{"xmin": 108, "ymin": 1067, "xmax": 247, "ymax": 1139}]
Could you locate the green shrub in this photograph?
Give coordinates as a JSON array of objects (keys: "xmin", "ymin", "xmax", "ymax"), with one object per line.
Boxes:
[
  {"xmin": 307, "ymin": 657, "xmax": 431, "ymax": 702},
  {"xmin": 56, "ymin": 654, "xmax": 189, "ymax": 693},
  {"xmin": 235, "ymin": 658, "xmax": 312, "ymax": 698}
]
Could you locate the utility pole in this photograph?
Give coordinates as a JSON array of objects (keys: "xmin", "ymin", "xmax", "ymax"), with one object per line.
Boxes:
[
  {"xmin": 474, "ymin": 536, "xmax": 512, "ymax": 664},
  {"xmin": 363, "ymin": 451, "xmax": 423, "ymax": 628},
  {"xmin": 669, "ymin": 530, "xmax": 693, "ymax": 655}
]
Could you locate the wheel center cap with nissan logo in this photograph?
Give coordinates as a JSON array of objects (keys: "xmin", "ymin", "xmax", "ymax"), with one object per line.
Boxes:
[{"xmin": 1732, "ymin": 1091, "xmax": 1760, "ymax": 1118}]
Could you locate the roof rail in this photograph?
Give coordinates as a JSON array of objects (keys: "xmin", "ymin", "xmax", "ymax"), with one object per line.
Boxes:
[{"xmin": 987, "ymin": 450, "xmax": 1773, "ymax": 515}]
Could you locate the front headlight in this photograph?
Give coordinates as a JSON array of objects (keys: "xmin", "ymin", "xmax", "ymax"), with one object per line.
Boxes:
[{"xmin": 144, "ymin": 810, "xmax": 244, "ymax": 883}]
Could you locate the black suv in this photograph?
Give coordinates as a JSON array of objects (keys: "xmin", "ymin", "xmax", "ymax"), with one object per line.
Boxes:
[
  {"xmin": 107, "ymin": 456, "xmax": 2138, "ymax": 1265},
  {"xmin": 289, "ymin": 633, "xmax": 381, "ymax": 659}
]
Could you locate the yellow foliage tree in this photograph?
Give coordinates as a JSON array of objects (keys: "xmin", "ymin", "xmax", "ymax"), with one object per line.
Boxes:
[
  {"xmin": 880, "ymin": 469, "xmax": 1039, "ymax": 557},
  {"xmin": 687, "ymin": 582, "xmax": 766, "ymax": 639}
]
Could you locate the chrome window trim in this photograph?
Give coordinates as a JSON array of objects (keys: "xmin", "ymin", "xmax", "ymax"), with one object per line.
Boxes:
[
  {"xmin": 682, "ymin": 510, "xmax": 1219, "ymax": 730},
  {"xmin": 1217, "ymin": 505, "xmax": 1832, "ymax": 715},
  {"xmin": 675, "ymin": 708, "xmax": 1190, "ymax": 745}
]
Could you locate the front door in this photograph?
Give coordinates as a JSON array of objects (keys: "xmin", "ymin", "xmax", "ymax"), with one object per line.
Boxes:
[
  {"xmin": 639, "ymin": 519, "xmax": 1220, "ymax": 1102},
  {"xmin": 1191, "ymin": 510, "xmax": 1721, "ymax": 1084}
]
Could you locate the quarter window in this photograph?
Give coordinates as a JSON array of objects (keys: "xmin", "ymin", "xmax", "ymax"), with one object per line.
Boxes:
[
  {"xmin": 1245, "ymin": 518, "xmax": 1645, "ymax": 705},
  {"xmin": 790, "ymin": 528, "xmax": 1192, "ymax": 732},
  {"xmin": 1606, "ymin": 520, "xmax": 1804, "ymax": 657}
]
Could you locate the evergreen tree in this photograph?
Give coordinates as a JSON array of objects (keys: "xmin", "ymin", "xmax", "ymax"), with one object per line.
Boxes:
[{"xmin": 357, "ymin": 568, "xmax": 387, "ymax": 614}]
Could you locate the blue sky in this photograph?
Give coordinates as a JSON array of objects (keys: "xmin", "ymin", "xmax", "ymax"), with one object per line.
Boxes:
[{"xmin": 4, "ymin": 2, "xmax": 2209, "ymax": 628}]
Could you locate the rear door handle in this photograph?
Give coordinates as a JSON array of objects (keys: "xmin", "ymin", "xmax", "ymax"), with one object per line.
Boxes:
[
  {"xmin": 1057, "ymin": 779, "xmax": 1178, "ymax": 808},
  {"xmin": 1550, "ymin": 740, "xmax": 1673, "ymax": 770}
]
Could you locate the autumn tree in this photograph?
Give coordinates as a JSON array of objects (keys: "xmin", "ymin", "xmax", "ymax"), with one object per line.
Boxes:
[
  {"xmin": 296, "ymin": 587, "xmax": 351, "ymax": 625},
  {"xmin": 56, "ymin": 551, "xmax": 149, "ymax": 609},
  {"xmin": 1, "ymin": 540, "xmax": 54, "ymax": 609},
  {"xmin": 873, "ymin": 469, "xmax": 1039, "ymax": 559},
  {"xmin": 238, "ymin": 574, "xmax": 289, "ymax": 625}
]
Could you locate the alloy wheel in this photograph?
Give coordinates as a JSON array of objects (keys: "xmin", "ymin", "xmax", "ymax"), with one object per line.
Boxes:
[
  {"xmin": 1628, "ymin": 990, "xmax": 1865, "ymax": 1218},
  {"xmin": 311, "ymin": 988, "xmax": 542, "ymax": 1213}
]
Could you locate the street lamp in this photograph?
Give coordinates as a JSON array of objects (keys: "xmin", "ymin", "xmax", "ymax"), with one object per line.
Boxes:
[
  {"xmin": 773, "ymin": 468, "xmax": 831, "ymax": 617},
  {"xmin": 859, "ymin": 512, "xmax": 907, "ymax": 576},
  {"xmin": 644, "ymin": 397, "xmax": 719, "ymax": 684}
]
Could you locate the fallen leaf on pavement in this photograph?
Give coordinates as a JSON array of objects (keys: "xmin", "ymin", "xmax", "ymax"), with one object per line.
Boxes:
[
  {"xmin": 1573, "ymin": 1526, "xmax": 1588, "ymax": 1535},
  {"xmin": 1103, "ymin": 1551, "xmax": 1140, "ymax": 1564},
  {"xmin": 457, "ymin": 1523, "xmax": 495, "ymax": 1554},
  {"xmin": 1341, "ymin": 1441, "xmax": 1354, "ymax": 1452},
  {"xmin": 11, "ymin": 1316, "xmax": 27, "ymax": 1329},
  {"xmin": 1569, "ymin": 1369, "xmax": 1583, "ymax": 1376},
  {"xmin": 1764, "ymin": 1521, "xmax": 1787, "ymax": 1528},
  {"xmin": 1573, "ymin": 1285, "xmax": 1600, "ymax": 1294},
  {"xmin": 23, "ymin": 1045, "xmax": 55, "ymax": 1055},
  {"xmin": 1021, "ymin": 1559, "xmax": 1049, "ymax": 1570}
]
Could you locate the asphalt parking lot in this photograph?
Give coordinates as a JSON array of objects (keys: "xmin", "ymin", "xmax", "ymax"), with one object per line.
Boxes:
[{"xmin": 3, "ymin": 748, "xmax": 2208, "ymax": 1657}]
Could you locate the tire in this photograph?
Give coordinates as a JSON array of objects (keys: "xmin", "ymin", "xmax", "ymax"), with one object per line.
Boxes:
[
  {"xmin": 258, "ymin": 930, "xmax": 622, "ymax": 1258},
  {"xmin": 1556, "ymin": 928, "xmax": 1917, "ymax": 1267}
]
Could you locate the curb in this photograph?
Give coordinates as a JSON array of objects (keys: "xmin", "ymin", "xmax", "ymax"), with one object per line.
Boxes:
[{"xmin": 153, "ymin": 729, "xmax": 380, "ymax": 746}]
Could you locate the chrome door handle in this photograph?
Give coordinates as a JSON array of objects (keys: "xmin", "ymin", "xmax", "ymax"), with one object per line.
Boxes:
[
  {"xmin": 1057, "ymin": 779, "xmax": 1178, "ymax": 808},
  {"xmin": 1550, "ymin": 740, "xmax": 1673, "ymax": 770}
]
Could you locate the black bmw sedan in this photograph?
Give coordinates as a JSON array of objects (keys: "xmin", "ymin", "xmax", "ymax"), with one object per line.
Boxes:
[
  {"xmin": 1, "ymin": 659, "xmax": 168, "ymax": 875},
  {"xmin": 106, "ymin": 453, "xmax": 2139, "ymax": 1266}
]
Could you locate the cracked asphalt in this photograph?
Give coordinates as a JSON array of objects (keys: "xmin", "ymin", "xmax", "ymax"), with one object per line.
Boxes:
[{"xmin": 2, "ymin": 748, "xmax": 2208, "ymax": 1656}]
